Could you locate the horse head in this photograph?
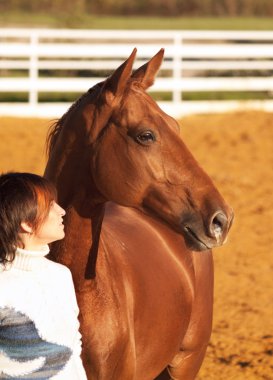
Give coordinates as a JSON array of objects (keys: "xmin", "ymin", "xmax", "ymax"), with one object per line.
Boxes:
[{"xmin": 47, "ymin": 48, "xmax": 233, "ymax": 252}]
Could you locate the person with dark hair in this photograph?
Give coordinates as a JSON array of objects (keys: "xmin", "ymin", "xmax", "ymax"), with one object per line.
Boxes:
[{"xmin": 0, "ymin": 172, "xmax": 87, "ymax": 379}]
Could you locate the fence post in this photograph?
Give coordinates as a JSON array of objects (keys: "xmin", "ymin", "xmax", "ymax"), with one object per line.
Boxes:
[
  {"xmin": 29, "ymin": 31, "xmax": 39, "ymax": 106},
  {"xmin": 173, "ymin": 33, "xmax": 182, "ymax": 103}
]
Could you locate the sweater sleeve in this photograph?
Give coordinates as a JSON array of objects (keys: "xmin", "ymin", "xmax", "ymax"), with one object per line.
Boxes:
[
  {"xmin": 63, "ymin": 269, "xmax": 88, "ymax": 380},
  {"xmin": 0, "ymin": 306, "xmax": 72, "ymax": 378}
]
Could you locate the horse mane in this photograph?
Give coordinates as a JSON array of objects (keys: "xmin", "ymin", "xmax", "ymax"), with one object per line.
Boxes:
[{"xmin": 46, "ymin": 83, "xmax": 103, "ymax": 156}]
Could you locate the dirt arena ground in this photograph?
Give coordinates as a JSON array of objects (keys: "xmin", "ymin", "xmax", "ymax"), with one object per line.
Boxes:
[{"xmin": 0, "ymin": 111, "xmax": 272, "ymax": 380}]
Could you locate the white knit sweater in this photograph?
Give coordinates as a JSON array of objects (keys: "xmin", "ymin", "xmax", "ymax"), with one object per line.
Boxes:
[{"xmin": 0, "ymin": 246, "xmax": 87, "ymax": 380}]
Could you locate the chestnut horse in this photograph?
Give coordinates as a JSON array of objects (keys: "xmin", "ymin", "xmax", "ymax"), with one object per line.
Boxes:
[{"xmin": 45, "ymin": 49, "xmax": 233, "ymax": 380}]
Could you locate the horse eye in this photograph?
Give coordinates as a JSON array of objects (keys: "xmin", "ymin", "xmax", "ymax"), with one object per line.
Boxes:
[{"xmin": 136, "ymin": 131, "xmax": 155, "ymax": 145}]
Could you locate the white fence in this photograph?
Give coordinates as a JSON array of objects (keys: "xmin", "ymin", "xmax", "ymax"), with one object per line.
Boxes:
[{"xmin": 1, "ymin": 28, "xmax": 273, "ymax": 118}]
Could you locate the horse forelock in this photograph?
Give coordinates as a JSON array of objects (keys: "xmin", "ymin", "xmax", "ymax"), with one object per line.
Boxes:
[{"xmin": 46, "ymin": 83, "xmax": 104, "ymax": 156}]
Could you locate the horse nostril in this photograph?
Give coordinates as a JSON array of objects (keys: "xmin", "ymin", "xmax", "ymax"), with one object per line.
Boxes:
[{"xmin": 210, "ymin": 211, "xmax": 228, "ymax": 243}]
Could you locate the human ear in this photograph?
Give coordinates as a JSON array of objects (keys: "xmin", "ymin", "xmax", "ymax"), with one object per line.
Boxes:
[{"xmin": 20, "ymin": 222, "xmax": 33, "ymax": 234}]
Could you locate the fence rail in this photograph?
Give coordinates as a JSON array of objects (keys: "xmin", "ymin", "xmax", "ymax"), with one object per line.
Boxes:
[{"xmin": 1, "ymin": 28, "xmax": 273, "ymax": 117}]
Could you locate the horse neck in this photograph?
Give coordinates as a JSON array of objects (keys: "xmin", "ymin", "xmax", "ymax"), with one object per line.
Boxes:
[
  {"xmin": 65, "ymin": 198, "xmax": 106, "ymax": 285},
  {"xmin": 46, "ymin": 133, "xmax": 106, "ymax": 278},
  {"xmin": 45, "ymin": 122, "xmax": 104, "ymax": 209},
  {"xmin": 45, "ymin": 91, "xmax": 112, "ymax": 286},
  {"xmin": 45, "ymin": 136, "xmax": 103, "ymax": 271}
]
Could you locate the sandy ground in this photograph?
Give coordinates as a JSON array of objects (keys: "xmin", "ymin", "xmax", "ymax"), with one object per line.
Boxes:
[{"xmin": 0, "ymin": 111, "xmax": 272, "ymax": 380}]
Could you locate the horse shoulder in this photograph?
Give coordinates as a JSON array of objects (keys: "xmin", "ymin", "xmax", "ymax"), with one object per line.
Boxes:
[
  {"xmin": 102, "ymin": 202, "xmax": 195, "ymax": 296},
  {"xmin": 102, "ymin": 203, "xmax": 196, "ymax": 332},
  {"xmin": 103, "ymin": 202, "xmax": 214, "ymax": 337}
]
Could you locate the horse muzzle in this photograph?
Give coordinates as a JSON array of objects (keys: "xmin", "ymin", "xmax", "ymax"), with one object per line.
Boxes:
[{"xmin": 181, "ymin": 209, "xmax": 234, "ymax": 251}]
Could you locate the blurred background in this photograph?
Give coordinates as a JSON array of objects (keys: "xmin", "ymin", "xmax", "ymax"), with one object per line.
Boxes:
[
  {"xmin": 0, "ymin": 1, "xmax": 273, "ymax": 379},
  {"xmin": 1, "ymin": 0, "xmax": 273, "ymax": 27}
]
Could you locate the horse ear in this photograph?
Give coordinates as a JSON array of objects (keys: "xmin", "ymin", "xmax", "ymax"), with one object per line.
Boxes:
[
  {"xmin": 131, "ymin": 48, "xmax": 164, "ymax": 89},
  {"xmin": 88, "ymin": 49, "xmax": 137, "ymax": 143},
  {"xmin": 103, "ymin": 48, "xmax": 137, "ymax": 99}
]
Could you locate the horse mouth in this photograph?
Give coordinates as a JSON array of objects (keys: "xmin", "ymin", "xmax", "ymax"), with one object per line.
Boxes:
[{"xmin": 182, "ymin": 226, "xmax": 211, "ymax": 251}]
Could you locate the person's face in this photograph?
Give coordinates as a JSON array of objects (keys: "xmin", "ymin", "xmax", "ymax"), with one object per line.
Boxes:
[{"xmin": 33, "ymin": 201, "xmax": 66, "ymax": 245}]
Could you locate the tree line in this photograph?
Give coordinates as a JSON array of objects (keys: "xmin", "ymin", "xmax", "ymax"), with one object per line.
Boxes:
[{"xmin": 1, "ymin": 0, "xmax": 273, "ymax": 16}]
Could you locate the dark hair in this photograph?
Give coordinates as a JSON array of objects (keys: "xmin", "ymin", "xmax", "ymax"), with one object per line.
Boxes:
[{"xmin": 0, "ymin": 172, "xmax": 57, "ymax": 265}]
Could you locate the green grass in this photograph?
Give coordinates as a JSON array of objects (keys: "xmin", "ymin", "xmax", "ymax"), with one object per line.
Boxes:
[
  {"xmin": 1, "ymin": 12, "xmax": 273, "ymax": 30},
  {"xmin": 181, "ymin": 91, "xmax": 273, "ymax": 101},
  {"xmin": 152, "ymin": 91, "xmax": 273, "ymax": 101},
  {"xmin": 1, "ymin": 91, "xmax": 272, "ymax": 103}
]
